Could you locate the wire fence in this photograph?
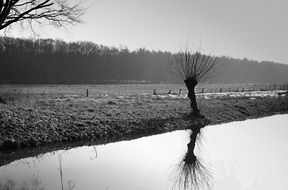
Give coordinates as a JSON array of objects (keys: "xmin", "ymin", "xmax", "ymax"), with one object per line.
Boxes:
[{"xmin": 152, "ymin": 83, "xmax": 288, "ymax": 95}]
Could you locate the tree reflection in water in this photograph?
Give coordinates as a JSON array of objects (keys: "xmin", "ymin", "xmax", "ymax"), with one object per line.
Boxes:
[
  {"xmin": 0, "ymin": 154, "xmax": 76, "ymax": 190},
  {"xmin": 0, "ymin": 178, "xmax": 44, "ymax": 190},
  {"xmin": 173, "ymin": 125, "xmax": 212, "ymax": 190}
]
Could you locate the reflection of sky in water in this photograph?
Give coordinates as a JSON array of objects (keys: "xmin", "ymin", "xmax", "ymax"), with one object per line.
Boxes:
[
  {"xmin": 203, "ymin": 114, "xmax": 288, "ymax": 190},
  {"xmin": 0, "ymin": 114, "xmax": 288, "ymax": 190}
]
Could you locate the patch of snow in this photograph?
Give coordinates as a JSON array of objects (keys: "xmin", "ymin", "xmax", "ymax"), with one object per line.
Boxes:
[
  {"xmin": 197, "ymin": 90, "xmax": 286, "ymax": 99},
  {"xmin": 153, "ymin": 94, "xmax": 187, "ymax": 99}
]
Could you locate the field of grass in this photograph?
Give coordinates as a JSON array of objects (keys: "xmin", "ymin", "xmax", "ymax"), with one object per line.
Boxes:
[
  {"xmin": 0, "ymin": 83, "xmax": 287, "ymax": 105},
  {"xmin": 0, "ymin": 83, "xmax": 287, "ymax": 146},
  {"xmin": 0, "ymin": 83, "xmax": 287, "ymax": 117},
  {"xmin": 0, "ymin": 83, "xmax": 288, "ymax": 167}
]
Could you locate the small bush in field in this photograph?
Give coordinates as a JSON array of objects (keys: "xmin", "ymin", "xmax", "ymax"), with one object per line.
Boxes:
[
  {"xmin": 0, "ymin": 90, "xmax": 35, "ymax": 105},
  {"xmin": 0, "ymin": 95, "xmax": 5, "ymax": 104}
]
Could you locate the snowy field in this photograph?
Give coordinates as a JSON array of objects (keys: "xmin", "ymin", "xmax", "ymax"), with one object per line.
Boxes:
[
  {"xmin": 0, "ymin": 84, "xmax": 287, "ymax": 106},
  {"xmin": 155, "ymin": 90, "xmax": 287, "ymax": 100},
  {"xmin": 0, "ymin": 83, "xmax": 287, "ymax": 95}
]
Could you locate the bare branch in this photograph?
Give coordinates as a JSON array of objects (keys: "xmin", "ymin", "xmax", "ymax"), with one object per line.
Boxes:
[
  {"xmin": 0, "ymin": 0, "xmax": 85, "ymax": 31},
  {"xmin": 171, "ymin": 46, "xmax": 218, "ymax": 83}
]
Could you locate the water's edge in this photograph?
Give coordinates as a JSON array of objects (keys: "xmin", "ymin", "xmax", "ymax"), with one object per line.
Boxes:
[{"xmin": 1, "ymin": 110, "xmax": 287, "ymax": 168}]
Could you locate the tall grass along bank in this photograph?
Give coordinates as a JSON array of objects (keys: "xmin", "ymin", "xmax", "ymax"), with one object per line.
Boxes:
[{"xmin": 1, "ymin": 92, "xmax": 287, "ymax": 150}]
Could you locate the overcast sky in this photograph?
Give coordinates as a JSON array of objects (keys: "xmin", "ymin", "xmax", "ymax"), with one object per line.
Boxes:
[{"xmin": 4, "ymin": 0, "xmax": 288, "ymax": 64}]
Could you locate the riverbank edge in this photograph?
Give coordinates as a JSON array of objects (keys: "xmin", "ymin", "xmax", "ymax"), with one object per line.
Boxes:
[
  {"xmin": 0, "ymin": 96, "xmax": 288, "ymax": 166},
  {"xmin": 0, "ymin": 96, "xmax": 288, "ymax": 151}
]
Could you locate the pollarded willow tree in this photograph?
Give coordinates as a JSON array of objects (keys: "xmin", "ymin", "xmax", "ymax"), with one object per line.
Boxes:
[
  {"xmin": 0, "ymin": 0, "xmax": 85, "ymax": 31},
  {"xmin": 171, "ymin": 48, "xmax": 218, "ymax": 117}
]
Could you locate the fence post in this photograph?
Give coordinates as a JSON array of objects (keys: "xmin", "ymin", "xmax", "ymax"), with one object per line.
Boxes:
[{"xmin": 86, "ymin": 89, "xmax": 89, "ymax": 97}]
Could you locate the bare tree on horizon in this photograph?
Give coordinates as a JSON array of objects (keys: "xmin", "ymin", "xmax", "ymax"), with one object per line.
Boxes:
[
  {"xmin": 171, "ymin": 47, "xmax": 218, "ymax": 117},
  {"xmin": 0, "ymin": 0, "xmax": 85, "ymax": 31}
]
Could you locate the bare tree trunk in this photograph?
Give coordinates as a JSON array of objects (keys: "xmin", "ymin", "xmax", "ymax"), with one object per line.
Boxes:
[
  {"xmin": 184, "ymin": 77, "xmax": 200, "ymax": 116},
  {"xmin": 187, "ymin": 126, "xmax": 203, "ymax": 157}
]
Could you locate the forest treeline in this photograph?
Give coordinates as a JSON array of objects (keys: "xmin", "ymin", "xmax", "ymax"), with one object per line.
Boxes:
[{"xmin": 0, "ymin": 37, "xmax": 288, "ymax": 84}]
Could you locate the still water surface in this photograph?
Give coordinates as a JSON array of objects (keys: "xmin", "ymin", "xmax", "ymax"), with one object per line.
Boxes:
[{"xmin": 1, "ymin": 114, "xmax": 288, "ymax": 190}]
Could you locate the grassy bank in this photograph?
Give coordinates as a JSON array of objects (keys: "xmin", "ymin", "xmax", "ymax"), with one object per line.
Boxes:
[{"xmin": 1, "ymin": 91, "xmax": 288, "ymax": 151}]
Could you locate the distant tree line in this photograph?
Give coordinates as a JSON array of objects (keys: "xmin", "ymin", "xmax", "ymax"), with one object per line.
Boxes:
[{"xmin": 0, "ymin": 37, "xmax": 288, "ymax": 84}]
